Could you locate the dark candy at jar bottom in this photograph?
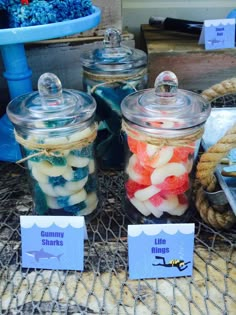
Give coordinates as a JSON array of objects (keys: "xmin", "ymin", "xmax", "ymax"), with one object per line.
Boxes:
[
  {"xmin": 39, "ymin": 201, "xmax": 101, "ymax": 222},
  {"xmin": 91, "ymin": 82, "xmax": 136, "ymax": 170},
  {"xmin": 95, "ymin": 130, "xmax": 125, "ymax": 170},
  {"xmin": 122, "ymin": 196, "xmax": 195, "ymax": 224}
]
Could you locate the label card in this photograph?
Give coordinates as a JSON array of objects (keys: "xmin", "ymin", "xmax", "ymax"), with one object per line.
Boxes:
[
  {"xmin": 21, "ymin": 216, "xmax": 87, "ymax": 270},
  {"xmin": 199, "ymin": 18, "xmax": 235, "ymax": 50},
  {"xmin": 128, "ymin": 223, "xmax": 195, "ymax": 280}
]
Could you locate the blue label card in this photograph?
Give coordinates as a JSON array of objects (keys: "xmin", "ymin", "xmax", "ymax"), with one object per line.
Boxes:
[
  {"xmin": 128, "ymin": 223, "xmax": 195, "ymax": 280},
  {"xmin": 20, "ymin": 216, "xmax": 87, "ymax": 270},
  {"xmin": 199, "ymin": 18, "xmax": 235, "ymax": 50}
]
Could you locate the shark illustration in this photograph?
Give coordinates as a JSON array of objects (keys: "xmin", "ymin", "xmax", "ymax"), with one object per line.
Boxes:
[
  {"xmin": 207, "ymin": 38, "xmax": 224, "ymax": 45},
  {"xmin": 26, "ymin": 248, "xmax": 63, "ymax": 262}
]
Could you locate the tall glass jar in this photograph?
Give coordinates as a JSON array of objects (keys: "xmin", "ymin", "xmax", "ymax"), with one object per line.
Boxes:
[
  {"xmin": 121, "ymin": 71, "xmax": 211, "ymax": 224},
  {"xmin": 81, "ymin": 28, "xmax": 147, "ymax": 170},
  {"xmin": 7, "ymin": 73, "xmax": 99, "ymax": 222}
]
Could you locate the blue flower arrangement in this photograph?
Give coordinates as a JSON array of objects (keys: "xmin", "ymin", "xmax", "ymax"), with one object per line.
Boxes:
[{"xmin": 0, "ymin": 0, "xmax": 93, "ymax": 28}]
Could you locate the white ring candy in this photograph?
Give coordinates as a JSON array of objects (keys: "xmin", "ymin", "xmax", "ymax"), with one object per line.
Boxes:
[{"xmin": 151, "ymin": 162, "xmax": 186, "ymax": 185}]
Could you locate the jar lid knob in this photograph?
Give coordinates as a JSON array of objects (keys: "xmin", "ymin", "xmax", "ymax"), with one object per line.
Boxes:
[
  {"xmin": 103, "ymin": 28, "xmax": 121, "ymax": 48},
  {"xmin": 38, "ymin": 73, "xmax": 64, "ymax": 110},
  {"xmin": 154, "ymin": 71, "xmax": 178, "ymax": 100}
]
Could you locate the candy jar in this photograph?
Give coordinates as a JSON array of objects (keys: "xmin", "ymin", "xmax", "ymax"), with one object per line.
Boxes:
[
  {"xmin": 7, "ymin": 73, "xmax": 99, "ymax": 221},
  {"xmin": 121, "ymin": 71, "xmax": 211, "ymax": 224},
  {"xmin": 81, "ymin": 28, "xmax": 147, "ymax": 170}
]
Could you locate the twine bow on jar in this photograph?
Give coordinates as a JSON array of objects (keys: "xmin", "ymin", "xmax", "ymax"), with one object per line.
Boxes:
[{"xmin": 14, "ymin": 123, "xmax": 98, "ymax": 164}]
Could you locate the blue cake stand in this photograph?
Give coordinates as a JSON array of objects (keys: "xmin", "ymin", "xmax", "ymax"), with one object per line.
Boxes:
[{"xmin": 0, "ymin": 6, "xmax": 101, "ymax": 162}]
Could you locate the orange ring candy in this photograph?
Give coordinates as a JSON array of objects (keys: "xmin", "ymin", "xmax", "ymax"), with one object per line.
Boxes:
[
  {"xmin": 137, "ymin": 143, "xmax": 174, "ymax": 168},
  {"xmin": 127, "ymin": 154, "xmax": 152, "ymax": 185},
  {"xmin": 127, "ymin": 136, "xmax": 139, "ymax": 154}
]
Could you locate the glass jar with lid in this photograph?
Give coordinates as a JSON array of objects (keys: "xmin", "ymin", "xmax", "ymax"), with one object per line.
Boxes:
[
  {"xmin": 81, "ymin": 28, "xmax": 147, "ymax": 170},
  {"xmin": 7, "ymin": 73, "xmax": 99, "ymax": 221},
  {"xmin": 121, "ymin": 71, "xmax": 211, "ymax": 223}
]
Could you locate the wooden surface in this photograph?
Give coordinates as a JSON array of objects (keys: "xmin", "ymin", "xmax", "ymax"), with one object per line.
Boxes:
[{"xmin": 141, "ymin": 24, "xmax": 236, "ymax": 91}]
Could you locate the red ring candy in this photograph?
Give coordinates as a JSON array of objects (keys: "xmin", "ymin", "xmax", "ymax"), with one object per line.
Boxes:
[
  {"xmin": 125, "ymin": 179, "xmax": 147, "ymax": 199},
  {"xmin": 156, "ymin": 173, "xmax": 189, "ymax": 192},
  {"xmin": 149, "ymin": 192, "xmax": 164, "ymax": 207}
]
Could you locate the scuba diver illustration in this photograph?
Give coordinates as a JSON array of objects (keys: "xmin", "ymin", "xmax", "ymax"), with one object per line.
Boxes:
[{"xmin": 152, "ymin": 256, "xmax": 191, "ymax": 271}]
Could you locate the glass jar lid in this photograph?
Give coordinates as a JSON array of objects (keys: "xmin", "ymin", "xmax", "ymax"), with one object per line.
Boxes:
[
  {"xmin": 121, "ymin": 71, "xmax": 211, "ymax": 134},
  {"xmin": 7, "ymin": 73, "xmax": 96, "ymax": 132},
  {"xmin": 81, "ymin": 28, "xmax": 147, "ymax": 72}
]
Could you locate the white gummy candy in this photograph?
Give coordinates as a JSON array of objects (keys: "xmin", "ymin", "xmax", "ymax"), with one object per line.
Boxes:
[
  {"xmin": 53, "ymin": 185, "xmax": 73, "ymax": 197},
  {"xmin": 62, "ymin": 166, "xmax": 74, "ymax": 181},
  {"xmin": 143, "ymin": 200, "xmax": 164, "ymax": 218},
  {"xmin": 31, "ymin": 163, "xmax": 49, "ymax": 183},
  {"xmin": 166, "ymin": 202, "xmax": 188, "ymax": 216},
  {"xmin": 79, "ymin": 192, "xmax": 98, "ymax": 216},
  {"xmin": 146, "ymin": 143, "xmax": 160, "ymax": 157},
  {"xmin": 64, "ymin": 176, "xmax": 88, "ymax": 193},
  {"xmin": 67, "ymin": 154, "xmax": 90, "ymax": 168},
  {"xmin": 39, "ymin": 182, "xmax": 58, "ymax": 197},
  {"xmin": 158, "ymin": 195, "xmax": 179, "ymax": 212},
  {"xmin": 44, "ymin": 136, "xmax": 68, "ymax": 145},
  {"xmin": 134, "ymin": 185, "xmax": 160, "ymax": 201},
  {"xmin": 88, "ymin": 159, "xmax": 95, "ymax": 174},
  {"xmin": 150, "ymin": 146, "xmax": 174, "ymax": 168},
  {"xmin": 144, "ymin": 195, "xmax": 178, "ymax": 217},
  {"xmin": 69, "ymin": 188, "xmax": 87, "ymax": 206},
  {"xmin": 36, "ymin": 160, "xmax": 68, "ymax": 177},
  {"xmin": 151, "ymin": 162, "xmax": 186, "ymax": 185},
  {"xmin": 184, "ymin": 158, "xmax": 194, "ymax": 174},
  {"xmin": 129, "ymin": 197, "xmax": 152, "ymax": 216},
  {"xmin": 69, "ymin": 127, "xmax": 93, "ymax": 142},
  {"xmin": 46, "ymin": 195, "xmax": 61, "ymax": 209}
]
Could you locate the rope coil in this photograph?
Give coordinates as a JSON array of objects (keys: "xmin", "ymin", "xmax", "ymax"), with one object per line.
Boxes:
[{"xmin": 194, "ymin": 78, "xmax": 236, "ymax": 229}]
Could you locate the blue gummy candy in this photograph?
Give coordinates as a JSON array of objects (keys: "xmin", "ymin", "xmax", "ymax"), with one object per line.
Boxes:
[
  {"xmin": 84, "ymin": 174, "xmax": 97, "ymax": 193},
  {"xmin": 24, "ymin": 148, "xmax": 67, "ymax": 166},
  {"xmin": 70, "ymin": 144, "xmax": 93, "ymax": 158},
  {"xmin": 49, "ymin": 175, "xmax": 67, "ymax": 186},
  {"xmin": 33, "ymin": 183, "xmax": 48, "ymax": 215},
  {"xmin": 57, "ymin": 195, "xmax": 70, "ymax": 208},
  {"xmin": 72, "ymin": 166, "xmax": 89, "ymax": 181},
  {"xmin": 64, "ymin": 201, "xmax": 86, "ymax": 214},
  {"xmin": 45, "ymin": 155, "xmax": 67, "ymax": 166}
]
